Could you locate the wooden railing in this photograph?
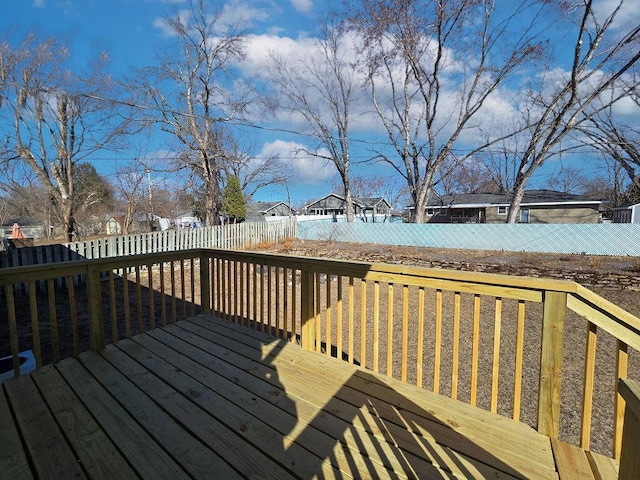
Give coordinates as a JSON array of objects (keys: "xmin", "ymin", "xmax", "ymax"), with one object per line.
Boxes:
[{"xmin": 1, "ymin": 248, "xmax": 638, "ymax": 463}]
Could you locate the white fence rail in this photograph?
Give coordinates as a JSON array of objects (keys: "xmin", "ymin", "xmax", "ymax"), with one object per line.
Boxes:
[{"xmin": 0, "ymin": 219, "xmax": 296, "ymax": 269}]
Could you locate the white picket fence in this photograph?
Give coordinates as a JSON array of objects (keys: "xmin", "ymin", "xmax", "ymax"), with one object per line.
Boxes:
[{"xmin": 0, "ymin": 219, "xmax": 296, "ymax": 269}]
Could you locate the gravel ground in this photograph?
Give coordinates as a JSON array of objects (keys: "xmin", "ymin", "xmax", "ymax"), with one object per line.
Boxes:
[{"xmin": 251, "ymin": 239, "xmax": 640, "ymax": 457}]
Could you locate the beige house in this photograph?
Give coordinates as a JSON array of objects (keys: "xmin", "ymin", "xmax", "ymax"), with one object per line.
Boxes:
[{"xmin": 422, "ymin": 190, "xmax": 603, "ymax": 224}]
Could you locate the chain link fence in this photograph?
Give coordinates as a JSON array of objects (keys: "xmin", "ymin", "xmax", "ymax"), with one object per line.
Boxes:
[{"xmin": 297, "ymin": 221, "xmax": 640, "ymax": 256}]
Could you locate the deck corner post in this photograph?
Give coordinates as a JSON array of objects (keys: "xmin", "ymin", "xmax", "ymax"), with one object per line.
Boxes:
[
  {"xmin": 300, "ymin": 269, "xmax": 316, "ymax": 351},
  {"xmin": 537, "ymin": 290, "xmax": 567, "ymax": 438},
  {"xmin": 87, "ymin": 264, "xmax": 105, "ymax": 351},
  {"xmin": 618, "ymin": 378, "xmax": 640, "ymax": 480},
  {"xmin": 200, "ymin": 252, "xmax": 211, "ymax": 315}
]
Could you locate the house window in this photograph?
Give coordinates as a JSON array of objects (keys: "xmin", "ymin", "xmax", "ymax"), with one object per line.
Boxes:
[
  {"xmin": 439, "ymin": 207, "xmax": 447, "ymax": 216},
  {"xmin": 520, "ymin": 208, "xmax": 530, "ymax": 223},
  {"xmin": 426, "ymin": 208, "xmax": 434, "ymax": 216},
  {"xmin": 498, "ymin": 206, "xmax": 508, "ymax": 215}
]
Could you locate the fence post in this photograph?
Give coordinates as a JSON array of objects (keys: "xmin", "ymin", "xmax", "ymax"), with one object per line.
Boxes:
[
  {"xmin": 300, "ymin": 270, "xmax": 316, "ymax": 351},
  {"xmin": 87, "ymin": 264, "xmax": 105, "ymax": 351},
  {"xmin": 537, "ymin": 290, "xmax": 567, "ymax": 438},
  {"xmin": 200, "ymin": 252, "xmax": 211, "ymax": 315}
]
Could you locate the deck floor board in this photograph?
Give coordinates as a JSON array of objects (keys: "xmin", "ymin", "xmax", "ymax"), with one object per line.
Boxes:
[{"xmin": 1, "ymin": 314, "xmax": 619, "ymax": 479}]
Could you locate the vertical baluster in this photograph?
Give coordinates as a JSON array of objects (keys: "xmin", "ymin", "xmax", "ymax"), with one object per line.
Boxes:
[
  {"xmin": 47, "ymin": 279, "xmax": 59, "ymax": 364},
  {"xmin": 373, "ymin": 281, "xmax": 380, "ymax": 372},
  {"xmin": 580, "ymin": 321, "xmax": 598, "ymax": 449},
  {"xmin": 401, "ymin": 284, "xmax": 409, "ymax": 383},
  {"xmin": 491, "ymin": 297, "xmax": 503, "ymax": 413},
  {"xmin": 470, "ymin": 294, "xmax": 481, "ymax": 406},
  {"xmin": 360, "ymin": 279, "xmax": 367, "ymax": 368},
  {"xmin": 513, "ymin": 301, "xmax": 526, "ymax": 421},
  {"xmin": 416, "ymin": 287, "xmax": 425, "ymax": 388},
  {"xmin": 452, "ymin": 292, "xmax": 461, "ymax": 399},
  {"xmin": 434, "ymin": 289, "xmax": 443, "ymax": 394},
  {"xmin": 614, "ymin": 340, "xmax": 629, "ymax": 459}
]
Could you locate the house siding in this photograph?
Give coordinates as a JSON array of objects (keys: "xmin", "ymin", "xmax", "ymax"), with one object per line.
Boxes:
[{"xmin": 525, "ymin": 205, "xmax": 600, "ymax": 224}]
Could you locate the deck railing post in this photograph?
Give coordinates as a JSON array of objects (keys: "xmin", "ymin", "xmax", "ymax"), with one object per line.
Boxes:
[
  {"xmin": 87, "ymin": 264, "xmax": 105, "ymax": 351},
  {"xmin": 200, "ymin": 252, "xmax": 211, "ymax": 315},
  {"xmin": 537, "ymin": 290, "xmax": 567, "ymax": 438},
  {"xmin": 618, "ymin": 378, "xmax": 640, "ymax": 480},
  {"xmin": 300, "ymin": 269, "xmax": 316, "ymax": 351}
]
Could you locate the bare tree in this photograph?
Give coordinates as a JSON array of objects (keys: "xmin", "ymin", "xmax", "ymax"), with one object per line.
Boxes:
[
  {"xmin": 0, "ymin": 34, "xmax": 129, "ymax": 240},
  {"xmin": 504, "ymin": 0, "xmax": 640, "ymax": 223},
  {"xmin": 114, "ymin": 160, "xmax": 148, "ymax": 235},
  {"xmin": 350, "ymin": 0, "xmax": 546, "ymax": 222},
  {"xmin": 578, "ymin": 100, "xmax": 640, "ymax": 184},
  {"xmin": 266, "ymin": 18, "xmax": 360, "ymax": 221},
  {"xmin": 140, "ymin": 0, "xmax": 251, "ymax": 226},
  {"xmin": 212, "ymin": 124, "xmax": 290, "ymax": 198}
]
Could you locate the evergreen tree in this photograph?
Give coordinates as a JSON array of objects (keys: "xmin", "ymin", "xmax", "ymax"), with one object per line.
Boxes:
[{"xmin": 221, "ymin": 176, "xmax": 246, "ymax": 223}]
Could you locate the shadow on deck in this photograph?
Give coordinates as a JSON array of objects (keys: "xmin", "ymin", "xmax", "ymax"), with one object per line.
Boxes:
[{"xmin": 0, "ymin": 315, "xmax": 618, "ymax": 479}]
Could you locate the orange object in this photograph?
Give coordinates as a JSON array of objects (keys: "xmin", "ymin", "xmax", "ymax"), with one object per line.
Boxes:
[{"xmin": 11, "ymin": 223, "xmax": 24, "ymax": 239}]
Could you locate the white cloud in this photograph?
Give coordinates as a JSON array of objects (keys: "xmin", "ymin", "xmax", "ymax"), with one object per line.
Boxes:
[
  {"xmin": 218, "ymin": 0, "xmax": 269, "ymax": 29},
  {"xmin": 153, "ymin": 0, "xmax": 270, "ymax": 37},
  {"xmin": 259, "ymin": 140, "xmax": 335, "ymax": 184},
  {"xmin": 593, "ymin": 0, "xmax": 640, "ymax": 30},
  {"xmin": 290, "ymin": 0, "xmax": 313, "ymax": 14}
]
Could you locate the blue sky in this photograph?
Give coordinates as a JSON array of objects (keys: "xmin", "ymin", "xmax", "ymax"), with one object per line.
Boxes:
[
  {"xmin": 1, "ymin": 0, "xmax": 639, "ymax": 207},
  {"xmin": 1, "ymin": 0, "xmax": 345, "ymax": 205}
]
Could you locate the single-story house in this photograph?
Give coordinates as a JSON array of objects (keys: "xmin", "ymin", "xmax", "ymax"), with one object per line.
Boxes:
[
  {"xmin": 612, "ymin": 203, "xmax": 640, "ymax": 223},
  {"xmin": 420, "ymin": 190, "xmax": 604, "ymax": 224},
  {"xmin": 304, "ymin": 194, "xmax": 392, "ymax": 218},
  {"xmin": 246, "ymin": 201, "xmax": 297, "ymax": 222}
]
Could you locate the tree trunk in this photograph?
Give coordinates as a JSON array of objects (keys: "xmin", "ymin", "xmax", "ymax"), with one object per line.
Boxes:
[
  {"xmin": 344, "ymin": 184, "xmax": 355, "ymax": 223},
  {"xmin": 507, "ymin": 185, "xmax": 526, "ymax": 224}
]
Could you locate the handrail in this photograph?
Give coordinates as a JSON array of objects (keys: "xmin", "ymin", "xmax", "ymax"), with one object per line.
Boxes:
[{"xmin": 0, "ymin": 247, "xmax": 638, "ymax": 462}]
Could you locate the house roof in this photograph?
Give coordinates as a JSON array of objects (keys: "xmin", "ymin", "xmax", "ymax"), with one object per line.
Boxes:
[
  {"xmin": 248, "ymin": 201, "xmax": 296, "ymax": 215},
  {"xmin": 426, "ymin": 189, "xmax": 603, "ymax": 208},
  {"xmin": 612, "ymin": 202, "xmax": 640, "ymax": 210},
  {"xmin": 304, "ymin": 193, "xmax": 390, "ymax": 209}
]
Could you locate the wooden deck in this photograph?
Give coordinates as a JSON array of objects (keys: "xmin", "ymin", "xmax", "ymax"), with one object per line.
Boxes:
[{"xmin": 1, "ymin": 315, "xmax": 619, "ymax": 480}]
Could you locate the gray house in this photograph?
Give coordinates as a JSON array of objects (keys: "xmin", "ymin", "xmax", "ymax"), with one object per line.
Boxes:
[
  {"xmin": 612, "ymin": 203, "xmax": 640, "ymax": 223},
  {"xmin": 304, "ymin": 194, "xmax": 392, "ymax": 218},
  {"xmin": 246, "ymin": 202, "xmax": 297, "ymax": 222},
  {"xmin": 420, "ymin": 190, "xmax": 603, "ymax": 224}
]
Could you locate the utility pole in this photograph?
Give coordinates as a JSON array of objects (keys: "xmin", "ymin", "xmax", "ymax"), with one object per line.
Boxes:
[{"xmin": 146, "ymin": 168, "xmax": 154, "ymax": 230}]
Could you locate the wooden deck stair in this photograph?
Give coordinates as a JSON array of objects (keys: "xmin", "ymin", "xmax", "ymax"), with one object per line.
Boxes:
[{"xmin": 1, "ymin": 315, "xmax": 620, "ymax": 479}]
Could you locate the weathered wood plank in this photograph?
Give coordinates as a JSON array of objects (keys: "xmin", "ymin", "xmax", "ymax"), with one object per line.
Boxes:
[
  {"xmin": 55, "ymin": 357, "xmax": 190, "ymax": 480},
  {"xmin": 0, "ymin": 385, "xmax": 33, "ymax": 480},
  {"xmin": 30, "ymin": 365, "xmax": 138, "ymax": 480},
  {"xmin": 4, "ymin": 375, "xmax": 86, "ymax": 480}
]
